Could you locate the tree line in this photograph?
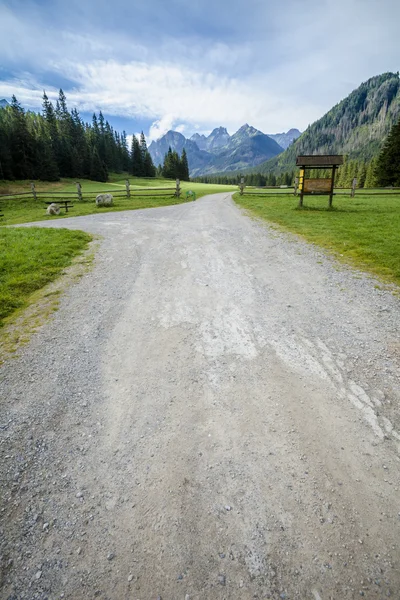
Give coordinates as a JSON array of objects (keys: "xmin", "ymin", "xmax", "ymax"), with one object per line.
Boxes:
[
  {"xmin": 193, "ymin": 171, "xmax": 294, "ymax": 187},
  {"xmin": 191, "ymin": 156, "xmax": 390, "ymax": 189},
  {"xmin": 0, "ymin": 90, "xmax": 156, "ymax": 182},
  {"xmin": 159, "ymin": 146, "xmax": 190, "ymax": 181}
]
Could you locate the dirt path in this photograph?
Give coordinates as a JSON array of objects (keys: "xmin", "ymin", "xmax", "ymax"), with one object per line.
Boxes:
[{"xmin": 1, "ymin": 193, "xmax": 399, "ymax": 600}]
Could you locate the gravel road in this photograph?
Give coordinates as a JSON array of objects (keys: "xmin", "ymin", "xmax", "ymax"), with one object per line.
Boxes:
[{"xmin": 1, "ymin": 193, "xmax": 400, "ymax": 600}]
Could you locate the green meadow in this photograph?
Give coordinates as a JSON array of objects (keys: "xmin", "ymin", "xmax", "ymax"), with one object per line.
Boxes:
[
  {"xmin": 0, "ymin": 176, "xmax": 236, "ymax": 226},
  {"xmin": 0, "ymin": 227, "xmax": 92, "ymax": 326}
]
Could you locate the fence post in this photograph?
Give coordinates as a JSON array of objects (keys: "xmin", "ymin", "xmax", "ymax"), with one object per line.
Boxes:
[
  {"xmin": 294, "ymin": 177, "xmax": 299, "ymax": 196},
  {"xmin": 30, "ymin": 182, "xmax": 37, "ymax": 201},
  {"xmin": 175, "ymin": 179, "xmax": 181, "ymax": 198},
  {"xmin": 239, "ymin": 177, "xmax": 245, "ymax": 195},
  {"xmin": 125, "ymin": 179, "xmax": 130, "ymax": 198},
  {"xmin": 350, "ymin": 178, "xmax": 357, "ymax": 198},
  {"xmin": 76, "ymin": 182, "xmax": 82, "ymax": 202}
]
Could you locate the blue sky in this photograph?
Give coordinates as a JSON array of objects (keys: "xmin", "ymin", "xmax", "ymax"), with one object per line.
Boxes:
[{"xmin": 1, "ymin": 0, "xmax": 399, "ymax": 142}]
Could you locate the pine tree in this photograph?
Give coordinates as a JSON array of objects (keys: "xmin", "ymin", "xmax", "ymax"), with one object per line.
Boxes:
[
  {"xmin": 130, "ymin": 135, "xmax": 143, "ymax": 176},
  {"xmin": 162, "ymin": 147, "xmax": 183, "ymax": 179},
  {"xmin": 120, "ymin": 131, "xmax": 131, "ymax": 172},
  {"xmin": 358, "ymin": 162, "xmax": 367, "ymax": 188},
  {"xmin": 9, "ymin": 95, "xmax": 35, "ymax": 179},
  {"xmin": 180, "ymin": 148, "xmax": 190, "ymax": 181},
  {"xmin": 364, "ymin": 157, "xmax": 378, "ymax": 188},
  {"xmin": 162, "ymin": 147, "xmax": 174, "ymax": 178},
  {"xmin": 143, "ymin": 151, "xmax": 156, "ymax": 177},
  {"xmin": 70, "ymin": 108, "xmax": 87, "ymax": 177},
  {"xmin": 375, "ymin": 118, "xmax": 400, "ymax": 186},
  {"xmin": 138, "ymin": 131, "xmax": 156, "ymax": 176},
  {"xmin": 58, "ymin": 89, "xmax": 69, "ymax": 117},
  {"xmin": 90, "ymin": 147, "xmax": 108, "ymax": 182},
  {"xmin": 36, "ymin": 134, "xmax": 60, "ymax": 181},
  {"xmin": 139, "ymin": 131, "xmax": 147, "ymax": 160},
  {"xmin": 337, "ymin": 156, "xmax": 349, "ymax": 187},
  {"xmin": 0, "ymin": 106, "xmax": 15, "ymax": 179}
]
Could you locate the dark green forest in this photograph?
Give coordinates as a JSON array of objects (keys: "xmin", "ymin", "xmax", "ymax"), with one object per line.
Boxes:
[{"xmin": 0, "ymin": 91, "xmax": 156, "ymax": 182}]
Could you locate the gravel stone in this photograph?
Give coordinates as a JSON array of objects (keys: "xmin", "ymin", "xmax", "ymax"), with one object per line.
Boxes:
[{"xmin": 218, "ymin": 574, "xmax": 226, "ymax": 586}]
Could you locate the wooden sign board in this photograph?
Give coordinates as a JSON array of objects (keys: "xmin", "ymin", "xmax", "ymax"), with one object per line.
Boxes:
[{"xmin": 303, "ymin": 178, "xmax": 331, "ymax": 193}]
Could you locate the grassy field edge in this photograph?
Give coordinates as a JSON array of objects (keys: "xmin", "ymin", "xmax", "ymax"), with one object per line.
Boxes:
[
  {"xmin": 0, "ymin": 227, "xmax": 93, "ymax": 327},
  {"xmin": 233, "ymin": 191, "xmax": 400, "ymax": 288}
]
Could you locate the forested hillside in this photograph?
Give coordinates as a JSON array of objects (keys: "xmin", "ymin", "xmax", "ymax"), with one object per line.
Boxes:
[
  {"xmin": 0, "ymin": 91, "xmax": 155, "ymax": 182},
  {"xmin": 254, "ymin": 72, "xmax": 400, "ymax": 176}
]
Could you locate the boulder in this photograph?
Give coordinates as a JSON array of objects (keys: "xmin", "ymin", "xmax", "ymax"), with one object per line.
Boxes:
[
  {"xmin": 96, "ymin": 193, "xmax": 113, "ymax": 207},
  {"xmin": 46, "ymin": 203, "xmax": 60, "ymax": 215}
]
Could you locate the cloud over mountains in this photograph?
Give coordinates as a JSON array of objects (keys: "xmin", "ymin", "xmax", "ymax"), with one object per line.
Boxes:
[{"xmin": 0, "ymin": 0, "xmax": 399, "ymax": 141}]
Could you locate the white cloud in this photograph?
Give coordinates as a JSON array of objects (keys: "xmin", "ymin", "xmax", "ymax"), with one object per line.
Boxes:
[
  {"xmin": 0, "ymin": 58, "xmax": 322, "ymax": 134},
  {"xmin": 148, "ymin": 115, "xmax": 177, "ymax": 143},
  {"xmin": 1, "ymin": 0, "xmax": 400, "ymax": 138}
]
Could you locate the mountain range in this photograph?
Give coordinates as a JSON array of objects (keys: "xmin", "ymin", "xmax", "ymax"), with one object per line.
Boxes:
[
  {"xmin": 247, "ymin": 72, "xmax": 400, "ymax": 175},
  {"xmin": 150, "ymin": 72, "xmax": 400, "ymax": 178},
  {"xmin": 148, "ymin": 125, "xmax": 301, "ymax": 176}
]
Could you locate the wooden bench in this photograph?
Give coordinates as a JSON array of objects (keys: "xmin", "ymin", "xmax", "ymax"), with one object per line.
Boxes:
[{"xmin": 44, "ymin": 200, "xmax": 74, "ymax": 213}]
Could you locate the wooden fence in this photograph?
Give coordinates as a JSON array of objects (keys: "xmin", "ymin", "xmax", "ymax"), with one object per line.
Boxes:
[
  {"xmin": 238, "ymin": 183, "xmax": 295, "ymax": 196},
  {"xmin": 238, "ymin": 181, "xmax": 400, "ymax": 197},
  {"xmin": 0, "ymin": 179, "xmax": 181, "ymax": 203}
]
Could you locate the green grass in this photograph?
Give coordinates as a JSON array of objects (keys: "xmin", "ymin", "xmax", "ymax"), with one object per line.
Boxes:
[
  {"xmin": 0, "ymin": 227, "xmax": 92, "ymax": 325},
  {"xmin": 233, "ymin": 191, "xmax": 400, "ymax": 286},
  {"xmin": 0, "ymin": 176, "xmax": 236, "ymax": 226}
]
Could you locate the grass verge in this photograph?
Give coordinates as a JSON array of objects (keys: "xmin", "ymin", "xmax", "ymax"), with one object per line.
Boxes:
[
  {"xmin": 0, "ymin": 227, "xmax": 92, "ymax": 326},
  {"xmin": 0, "ymin": 176, "xmax": 236, "ymax": 226},
  {"xmin": 233, "ymin": 192, "xmax": 400, "ymax": 286}
]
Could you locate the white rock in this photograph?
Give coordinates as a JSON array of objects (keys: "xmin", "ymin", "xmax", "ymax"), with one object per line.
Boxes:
[
  {"xmin": 46, "ymin": 203, "xmax": 60, "ymax": 215},
  {"xmin": 96, "ymin": 193, "xmax": 113, "ymax": 207}
]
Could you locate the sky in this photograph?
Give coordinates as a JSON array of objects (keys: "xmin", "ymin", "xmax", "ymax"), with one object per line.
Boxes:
[{"xmin": 0, "ymin": 0, "xmax": 399, "ymax": 143}]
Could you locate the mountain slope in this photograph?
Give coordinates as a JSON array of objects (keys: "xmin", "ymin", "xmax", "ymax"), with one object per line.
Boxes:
[{"xmin": 254, "ymin": 72, "xmax": 400, "ymax": 174}]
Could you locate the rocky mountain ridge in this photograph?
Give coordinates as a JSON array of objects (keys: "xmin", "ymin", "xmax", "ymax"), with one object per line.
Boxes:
[{"xmin": 148, "ymin": 124, "xmax": 297, "ymax": 176}]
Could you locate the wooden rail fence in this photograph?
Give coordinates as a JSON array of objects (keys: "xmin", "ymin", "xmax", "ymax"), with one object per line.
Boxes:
[
  {"xmin": 0, "ymin": 179, "xmax": 181, "ymax": 203},
  {"xmin": 238, "ymin": 180, "xmax": 400, "ymax": 198}
]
